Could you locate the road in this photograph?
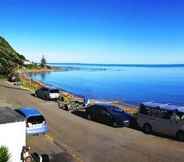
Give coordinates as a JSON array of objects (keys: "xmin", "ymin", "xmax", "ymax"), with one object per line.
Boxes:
[{"xmin": 1, "ymin": 80, "xmax": 184, "ymax": 162}]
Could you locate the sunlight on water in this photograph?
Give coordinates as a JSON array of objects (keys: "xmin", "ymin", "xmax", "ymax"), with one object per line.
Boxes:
[{"xmin": 30, "ymin": 64, "xmax": 184, "ymax": 105}]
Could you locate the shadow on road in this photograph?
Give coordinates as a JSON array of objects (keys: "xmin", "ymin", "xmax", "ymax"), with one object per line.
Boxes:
[
  {"xmin": 71, "ymin": 110, "xmax": 183, "ymax": 142},
  {"xmin": 50, "ymin": 152, "xmax": 75, "ymax": 162},
  {"xmin": 72, "ymin": 109, "xmax": 87, "ymax": 119},
  {"xmin": 72, "ymin": 109, "xmax": 125, "ymax": 128}
]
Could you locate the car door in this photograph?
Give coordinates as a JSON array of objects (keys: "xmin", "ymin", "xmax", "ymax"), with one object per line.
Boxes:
[
  {"xmin": 164, "ymin": 112, "xmax": 182, "ymax": 136},
  {"xmin": 93, "ymin": 106, "xmax": 102, "ymax": 121},
  {"xmin": 152, "ymin": 109, "xmax": 174, "ymax": 135},
  {"xmin": 39, "ymin": 88, "xmax": 46, "ymax": 98},
  {"xmin": 98, "ymin": 107, "xmax": 112, "ymax": 124},
  {"xmin": 42, "ymin": 88, "xmax": 48, "ymax": 99}
]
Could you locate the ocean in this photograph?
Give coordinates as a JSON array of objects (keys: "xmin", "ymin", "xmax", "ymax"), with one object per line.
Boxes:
[{"xmin": 29, "ymin": 63, "xmax": 184, "ymax": 105}]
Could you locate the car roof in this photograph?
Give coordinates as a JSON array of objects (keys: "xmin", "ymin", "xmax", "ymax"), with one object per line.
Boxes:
[
  {"xmin": 89, "ymin": 104, "xmax": 117, "ymax": 109},
  {"xmin": 41, "ymin": 87, "xmax": 59, "ymax": 90},
  {"xmin": 18, "ymin": 107, "xmax": 42, "ymax": 117},
  {"xmin": 142, "ymin": 102, "xmax": 184, "ymax": 113}
]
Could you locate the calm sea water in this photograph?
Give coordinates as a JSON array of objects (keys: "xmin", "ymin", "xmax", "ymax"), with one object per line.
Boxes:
[{"xmin": 30, "ymin": 64, "xmax": 184, "ymax": 105}]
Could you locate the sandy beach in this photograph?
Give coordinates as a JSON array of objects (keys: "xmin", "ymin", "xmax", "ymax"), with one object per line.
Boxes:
[{"xmin": 0, "ymin": 79, "xmax": 184, "ymax": 162}]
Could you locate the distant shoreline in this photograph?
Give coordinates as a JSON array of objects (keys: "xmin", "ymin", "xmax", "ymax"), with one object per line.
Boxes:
[
  {"xmin": 18, "ymin": 66, "xmax": 65, "ymax": 74},
  {"xmin": 48, "ymin": 63, "xmax": 184, "ymax": 68}
]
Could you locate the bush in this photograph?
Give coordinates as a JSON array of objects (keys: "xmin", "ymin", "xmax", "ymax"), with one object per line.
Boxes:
[{"xmin": 0, "ymin": 146, "xmax": 10, "ymax": 162}]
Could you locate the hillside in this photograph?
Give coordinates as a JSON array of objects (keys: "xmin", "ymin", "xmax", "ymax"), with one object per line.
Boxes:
[{"xmin": 0, "ymin": 36, "xmax": 26, "ymax": 76}]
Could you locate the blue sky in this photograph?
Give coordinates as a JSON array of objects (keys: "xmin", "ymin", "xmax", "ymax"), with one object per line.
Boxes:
[{"xmin": 0, "ymin": 0, "xmax": 184, "ymax": 64}]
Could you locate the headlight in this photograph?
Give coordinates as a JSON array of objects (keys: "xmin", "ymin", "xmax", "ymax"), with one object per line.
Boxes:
[{"xmin": 123, "ymin": 120, "xmax": 129, "ymax": 126}]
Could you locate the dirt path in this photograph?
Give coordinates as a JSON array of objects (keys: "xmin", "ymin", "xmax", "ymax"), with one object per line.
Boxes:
[{"xmin": 1, "ymin": 80, "xmax": 184, "ymax": 162}]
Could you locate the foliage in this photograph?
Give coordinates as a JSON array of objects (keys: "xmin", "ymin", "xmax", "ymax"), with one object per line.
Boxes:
[
  {"xmin": 25, "ymin": 63, "xmax": 40, "ymax": 69},
  {"xmin": 0, "ymin": 75, "xmax": 6, "ymax": 79},
  {"xmin": 0, "ymin": 146, "xmax": 10, "ymax": 162},
  {"xmin": 40, "ymin": 55, "xmax": 47, "ymax": 67},
  {"xmin": 20, "ymin": 77, "xmax": 43, "ymax": 92},
  {"xmin": 0, "ymin": 36, "xmax": 26, "ymax": 76}
]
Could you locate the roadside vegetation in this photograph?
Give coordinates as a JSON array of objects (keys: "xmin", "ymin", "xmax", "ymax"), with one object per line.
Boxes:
[
  {"xmin": 20, "ymin": 77, "xmax": 43, "ymax": 92},
  {"xmin": 0, "ymin": 146, "xmax": 10, "ymax": 162},
  {"xmin": 0, "ymin": 36, "xmax": 25, "ymax": 77}
]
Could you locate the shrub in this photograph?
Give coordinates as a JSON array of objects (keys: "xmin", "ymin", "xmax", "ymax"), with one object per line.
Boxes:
[{"xmin": 0, "ymin": 146, "xmax": 10, "ymax": 162}]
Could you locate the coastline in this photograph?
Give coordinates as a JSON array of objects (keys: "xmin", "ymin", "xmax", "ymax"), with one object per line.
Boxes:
[
  {"xmin": 18, "ymin": 66, "xmax": 65, "ymax": 73},
  {"xmin": 18, "ymin": 69, "xmax": 138, "ymax": 114}
]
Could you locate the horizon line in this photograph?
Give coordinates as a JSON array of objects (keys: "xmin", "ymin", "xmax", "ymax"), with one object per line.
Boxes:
[{"xmin": 46, "ymin": 63, "xmax": 184, "ymax": 66}]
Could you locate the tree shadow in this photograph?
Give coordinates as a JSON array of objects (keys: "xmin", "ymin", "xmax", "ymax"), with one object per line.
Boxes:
[{"xmin": 50, "ymin": 152, "xmax": 75, "ymax": 162}]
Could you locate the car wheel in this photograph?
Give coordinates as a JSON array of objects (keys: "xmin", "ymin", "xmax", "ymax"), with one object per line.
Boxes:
[
  {"xmin": 143, "ymin": 123, "xmax": 152, "ymax": 134},
  {"xmin": 87, "ymin": 114, "xmax": 92, "ymax": 120},
  {"xmin": 44, "ymin": 95, "xmax": 49, "ymax": 101},
  {"xmin": 176, "ymin": 131, "xmax": 184, "ymax": 141},
  {"xmin": 112, "ymin": 121, "xmax": 118, "ymax": 127},
  {"xmin": 35, "ymin": 92, "xmax": 38, "ymax": 97}
]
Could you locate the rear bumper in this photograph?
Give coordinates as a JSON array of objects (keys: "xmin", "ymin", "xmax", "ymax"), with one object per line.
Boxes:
[
  {"xmin": 27, "ymin": 125, "xmax": 48, "ymax": 135},
  {"xmin": 49, "ymin": 93, "xmax": 60, "ymax": 99}
]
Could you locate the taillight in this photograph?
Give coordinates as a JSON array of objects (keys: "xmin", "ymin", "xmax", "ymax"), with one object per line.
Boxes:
[
  {"xmin": 43, "ymin": 121, "xmax": 47, "ymax": 125},
  {"xmin": 26, "ymin": 122, "xmax": 32, "ymax": 127}
]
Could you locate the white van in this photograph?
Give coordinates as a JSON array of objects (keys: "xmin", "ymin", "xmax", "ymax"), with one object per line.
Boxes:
[{"xmin": 137, "ymin": 102, "xmax": 184, "ymax": 141}]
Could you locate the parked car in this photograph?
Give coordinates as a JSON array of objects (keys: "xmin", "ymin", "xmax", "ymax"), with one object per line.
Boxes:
[
  {"xmin": 32, "ymin": 152, "xmax": 50, "ymax": 162},
  {"xmin": 85, "ymin": 104, "xmax": 133, "ymax": 127},
  {"xmin": 16, "ymin": 107, "xmax": 48, "ymax": 135},
  {"xmin": 137, "ymin": 102, "xmax": 184, "ymax": 141},
  {"xmin": 35, "ymin": 87, "xmax": 60, "ymax": 100}
]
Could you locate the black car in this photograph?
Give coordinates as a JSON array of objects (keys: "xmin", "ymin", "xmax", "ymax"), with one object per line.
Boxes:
[
  {"xmin": 85, "ymin": 104, "xmax": 133, "ymax": 127},
  {"xmin": 35, "ymin": 87, "xmax": 60, "ymax": 100}
]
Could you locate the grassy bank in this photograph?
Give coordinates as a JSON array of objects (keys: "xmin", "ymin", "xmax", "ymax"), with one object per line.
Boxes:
[
  {"xmin": 0, "ymin": 75, "xmax": 6, "ymax": 80},
  {"xmin": 19, "ymin": 74, "xmax": 44, "ymax": 92}
]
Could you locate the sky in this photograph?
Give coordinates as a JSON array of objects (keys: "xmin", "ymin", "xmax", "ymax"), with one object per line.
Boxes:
[{"xmin": 0, "ymin": 0, "xmax": 184, "ymax": 64}]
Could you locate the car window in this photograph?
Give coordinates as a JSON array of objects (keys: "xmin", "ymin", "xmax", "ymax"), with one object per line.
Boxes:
[
  {"xmin": 98, "ymin": 107, "xmax": 108, "ymax": 114},
  {"xmin": 111, "ymin": 106, "xmax": 122, "ymax": 112},
  {"xmin": 50, "ymin": 89, "xmax": 59, "ymax": 93},
  {"xmin": 176, "ymin": 111, "xmax": 184, "ymax": 121},
  {"xmin": 15, "ymin": 110, "xmax": 26, "ymax": 117},
  {"xmin": 40, "ymin": 88, "xmax": 48, "ymax": 91},
  {"xmin": 87, "ymin": 105, "xmax": 96, "ymax": 110},
  {"xmin": 139, "ymin": 105, "xmax": 153, "ymax": 115},
  {"xmin": 160, "ymin": 110, "xmax": 173, "ymax": 119},
  {"xmin": 27, "ymin": 115, "xmax": 45, "ymax": 124}
]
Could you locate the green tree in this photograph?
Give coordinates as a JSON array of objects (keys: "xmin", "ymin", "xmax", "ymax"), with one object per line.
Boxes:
[
  {"xmin": 0, "ymin": 146, "xmax": 10, "ymax": 162},
  {"xmin": 40, "ymin": 55, "xmax": 47, "ymax": 67},
  {"xmin": 0, "ymin": 36, "xmax": 26, "ymax": 76}
]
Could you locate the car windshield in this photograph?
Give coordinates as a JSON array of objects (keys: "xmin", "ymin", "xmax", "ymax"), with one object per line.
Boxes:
[
  {"xmin": 50, "ymin": 89, "xmax": 59, "ymax": 93},
  {"xmin": 109, "ymin": 106, "xmax": 122, "ymax": 112},
  {"xmin": 27, "ymin": 115, "xmax": 45, "ymax": 124},
  {"xmin": 176, "ymin": 111, "xmax": 184, "ymax": 121}
]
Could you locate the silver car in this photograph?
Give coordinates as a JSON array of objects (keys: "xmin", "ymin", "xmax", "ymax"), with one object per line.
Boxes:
[
  {"xmin": 35, "ymin": 87, "xmax": 60, "ymax": 100},
  {"xmin": 137, "ymin": 102, "xmax": 184, "ymax": 141}
]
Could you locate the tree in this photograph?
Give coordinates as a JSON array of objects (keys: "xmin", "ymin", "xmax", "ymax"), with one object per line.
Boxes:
[
  {"xmin": 0, "ymin": 146, "xmax": 10, "ymax": 162},
  {"xmin": 40, "ymin": 55, "xmax": 47, "ymax": 68}
]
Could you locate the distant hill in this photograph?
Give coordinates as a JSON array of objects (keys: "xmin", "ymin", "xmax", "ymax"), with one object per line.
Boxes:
[{"xmin": 0, "ymin": 36, "xmax": 26, "ymax": 75}]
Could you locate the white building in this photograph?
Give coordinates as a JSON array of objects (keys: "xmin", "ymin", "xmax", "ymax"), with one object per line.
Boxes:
[
  {"xmin": 0, "ymin": 107, "xmax": 26, "ymax": 162},
  {"xmin": 23, "ymin": 60, "xmax": 32, "ymax": 65}
]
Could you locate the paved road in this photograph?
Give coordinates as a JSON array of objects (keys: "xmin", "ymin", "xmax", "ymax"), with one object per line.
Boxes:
[{"xmin": 1, "ymin": 81, "xmax": 184, "ymax": 162}]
